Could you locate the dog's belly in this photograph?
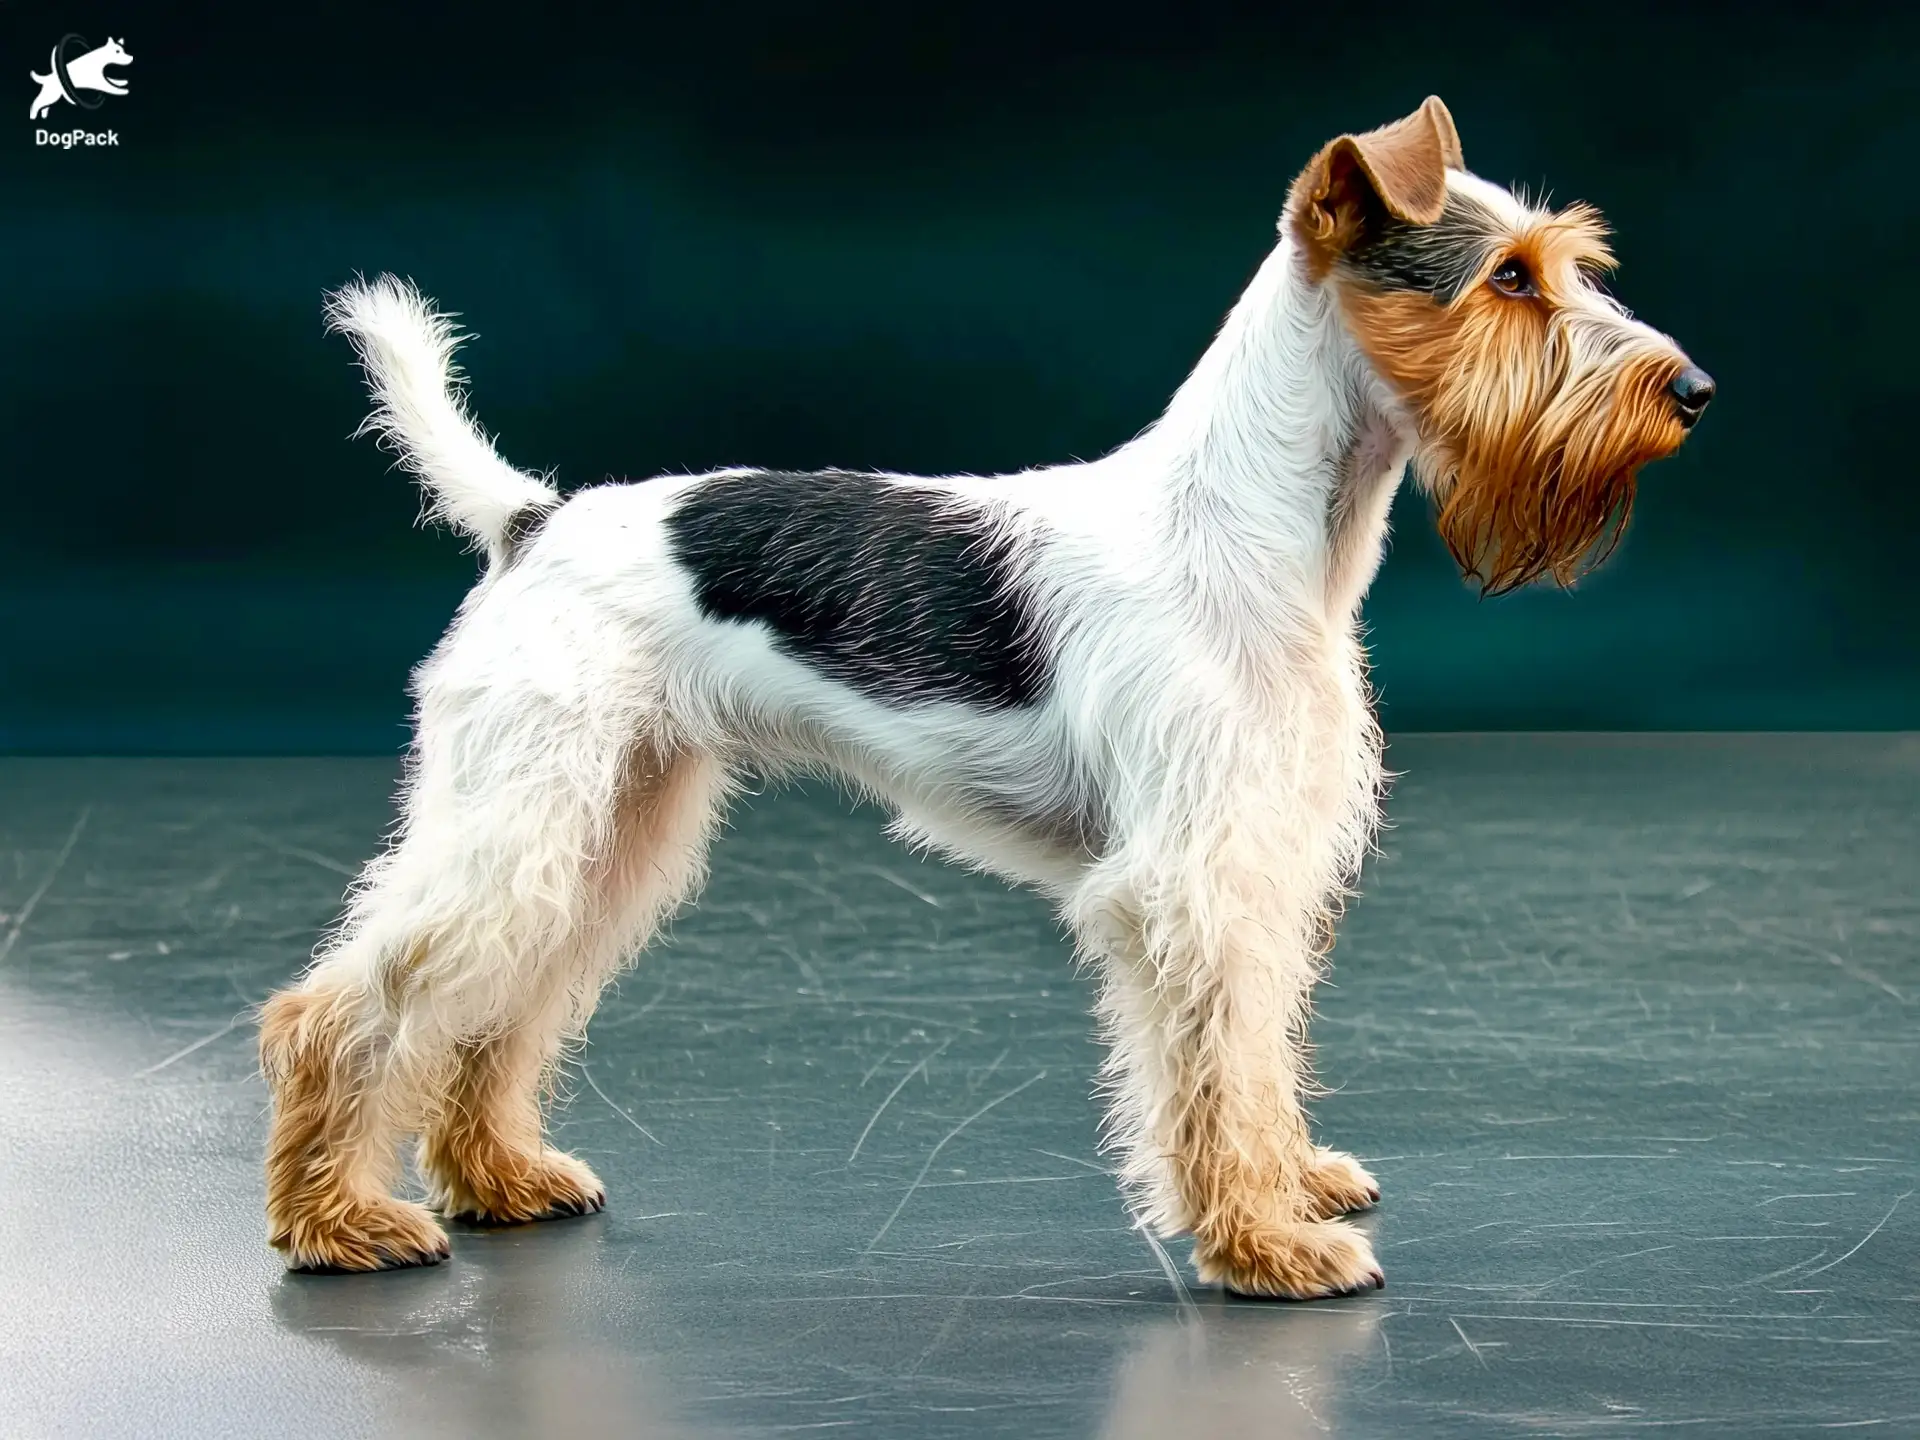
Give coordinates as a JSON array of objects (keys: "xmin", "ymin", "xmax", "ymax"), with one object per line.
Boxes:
[
  {"xmin": 668, "ymin": 610, "xmax": 1091, "ymax": 878},
  {"xmin": 887, "ymin": 792, "xmax": 1097, "ymax": 895}
]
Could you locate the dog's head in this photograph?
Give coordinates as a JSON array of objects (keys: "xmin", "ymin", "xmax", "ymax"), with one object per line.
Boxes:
[
  {"xmin": 1289, "ymin": 97, "xmax": 1711, "ymax": 594},
  {"xmin": 98, "ymin": 37, "xmax": 133, "ymax": 69}
]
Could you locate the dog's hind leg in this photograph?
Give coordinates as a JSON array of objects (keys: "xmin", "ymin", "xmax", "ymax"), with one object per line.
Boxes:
[
  {"xmin": 417, "ymin": 743, "xmax": 726, "ymax": 1225},
  {"xmin": 259, "ymin": 976, "xmax": 452, "ymax": 1273},
  {"xmin": 261, "ymin": 654, "xmax": 720, "ymax": 1271}
]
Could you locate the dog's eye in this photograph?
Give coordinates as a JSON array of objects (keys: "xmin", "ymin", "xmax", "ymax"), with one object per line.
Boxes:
[{"xmin": 1489, "ymin": 258, "xmax": 1536, "ymax": 297}]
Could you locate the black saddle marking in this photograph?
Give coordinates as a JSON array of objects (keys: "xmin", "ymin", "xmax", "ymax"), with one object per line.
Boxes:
[{"xmin": 664, "ymin": 470, "xmax": 1048, "ymax": 710}]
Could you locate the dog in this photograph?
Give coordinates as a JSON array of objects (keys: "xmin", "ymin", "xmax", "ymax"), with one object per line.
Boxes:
[
  {"xmin": 28, "ymin": 36, "xmax": 131, "ymax": 120},
  {"xmin": 261, "ymin": 96, "xmax": 1712, "ymax": 1297}
]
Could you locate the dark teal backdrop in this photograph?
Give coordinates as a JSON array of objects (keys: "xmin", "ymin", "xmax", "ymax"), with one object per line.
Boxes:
[{"xmin": 2, "ymin": 1, "xmax": 1914, "ymax": 751}]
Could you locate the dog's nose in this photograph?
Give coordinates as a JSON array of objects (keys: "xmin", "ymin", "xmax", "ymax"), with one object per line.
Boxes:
[{"xmin": 1668, "ymin": 366, "xmax": 1715, "ymax": 428}]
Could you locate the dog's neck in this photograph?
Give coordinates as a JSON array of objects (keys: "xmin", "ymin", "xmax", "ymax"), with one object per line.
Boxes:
[{"xmin": 1143, "ymin": 233, "xmax": 1413, "ymax": 629}]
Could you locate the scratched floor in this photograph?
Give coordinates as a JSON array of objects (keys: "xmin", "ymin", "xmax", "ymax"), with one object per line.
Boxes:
[{"xmin": 0, "ymin": 735, "xmax": 1914, "ymax": 1438}]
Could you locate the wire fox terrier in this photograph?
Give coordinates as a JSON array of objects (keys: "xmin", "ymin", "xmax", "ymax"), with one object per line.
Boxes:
[{"xmin": 261, "ymin": 96, "xmax": 1713, "ymax": 1297}]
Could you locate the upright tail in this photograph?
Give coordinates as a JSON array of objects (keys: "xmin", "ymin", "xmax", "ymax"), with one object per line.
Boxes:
[{"xmin": 324, "ymin": 274, "xmax": 558, "ymax": 569}]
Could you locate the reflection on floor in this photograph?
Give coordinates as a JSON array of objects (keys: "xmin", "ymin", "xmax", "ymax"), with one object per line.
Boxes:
[{"xmin": 1, "ymin": 735, "xmax": 1915, "ymax": 1437}]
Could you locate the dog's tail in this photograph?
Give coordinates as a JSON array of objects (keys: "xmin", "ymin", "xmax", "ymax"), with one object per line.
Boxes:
[{"xmin": 324, "ymin": 274, "xmax": 558, "ymax": 570}]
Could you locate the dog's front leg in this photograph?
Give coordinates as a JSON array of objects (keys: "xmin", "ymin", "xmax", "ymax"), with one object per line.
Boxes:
[{"xmin": 1081, "ymin": 863, "xmax": 1383, "ymax": 1300}]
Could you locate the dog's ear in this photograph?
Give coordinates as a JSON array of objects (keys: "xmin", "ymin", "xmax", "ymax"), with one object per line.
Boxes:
[{"xmin": 1289, "ymin": 96, "xmax": 1463, "ymax": 260}]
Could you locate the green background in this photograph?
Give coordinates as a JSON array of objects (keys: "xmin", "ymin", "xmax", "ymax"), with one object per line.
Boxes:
[{"xmin": 3, "ymin": 1, "xmax": 1914, "ymax": 751}]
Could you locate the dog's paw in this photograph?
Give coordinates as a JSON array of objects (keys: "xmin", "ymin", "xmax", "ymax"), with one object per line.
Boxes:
[
  {"xmin": 435, "ymin": 1148, "xmax": 607, "ymax": 1226},
  {"xmin": 1303, "ymin": 1146, "xmax": 1381, "ymax": 1218},
  {"xmin": 1195, "ymin": 1217, "xmax": 1384, "ymax": 1301},
  {"xmin": 275, "ymin": 1197, "xmax": 451, "ymax": 1274}
]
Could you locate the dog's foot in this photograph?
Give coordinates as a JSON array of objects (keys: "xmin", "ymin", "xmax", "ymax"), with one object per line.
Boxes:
[
  {"xmin": 434, "ymin": 1148, "xmax": 607, "ymax": 1226},
  {"xmin": 1303, "ymin": 1146, "xmax": 1381, "ymax": 1218},
  {"xmin": 1195, "ymin": 1217, "xmax": 1384, "ymax": 1300},
  {"xmin": 275, "ymin": 1197, "xmax": 451, "ymax": 1274}
]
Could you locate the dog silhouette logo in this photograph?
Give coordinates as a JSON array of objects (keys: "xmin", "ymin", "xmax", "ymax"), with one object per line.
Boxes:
[{"xmin": 29, "ymin": 35, "xmax": 131, "ymax": 120}]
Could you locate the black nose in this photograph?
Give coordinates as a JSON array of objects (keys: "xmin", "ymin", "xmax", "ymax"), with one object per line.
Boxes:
[{"xmin": 1669, "ymin": 366, "xmax": 1715, "ymax": 428}]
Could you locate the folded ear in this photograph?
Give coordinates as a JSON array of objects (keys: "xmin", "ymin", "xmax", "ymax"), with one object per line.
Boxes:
[{"xmin": 1289, "ymin": 96, "xmax": 1464, "ymax": 259}]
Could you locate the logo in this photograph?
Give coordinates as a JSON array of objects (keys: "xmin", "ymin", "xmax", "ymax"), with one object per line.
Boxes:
[{"xmin": 29, "ymin": 34, "xmax": 130, "ymax": 146}]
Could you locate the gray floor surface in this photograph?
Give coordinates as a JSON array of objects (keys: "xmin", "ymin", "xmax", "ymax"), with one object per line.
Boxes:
[{"xmin": 0, "ymin": 735, "xmax": 1915, "ymax": 1438}]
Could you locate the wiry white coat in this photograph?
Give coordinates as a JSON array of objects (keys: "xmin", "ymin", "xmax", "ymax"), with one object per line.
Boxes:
[{"xmin": 314, "ymin": 221, "xmax": 1412, "ymax": 1243}]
